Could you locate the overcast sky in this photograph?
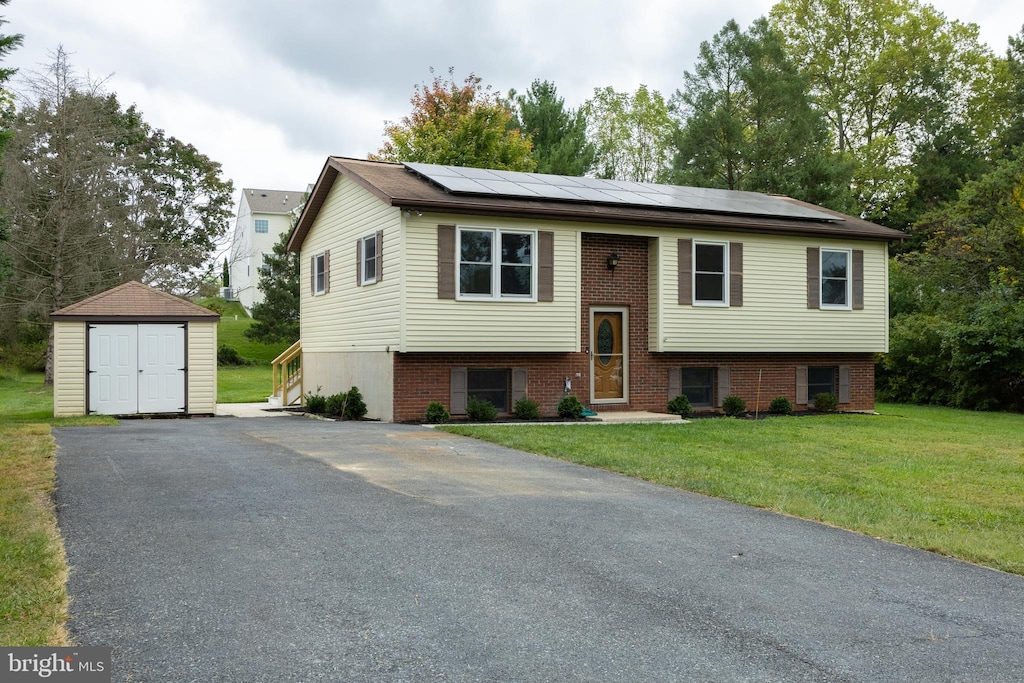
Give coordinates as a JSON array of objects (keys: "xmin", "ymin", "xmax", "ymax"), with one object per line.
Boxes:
[{"xmin": 4, "ymin": 0, "xmax": 1021, "ymax": 206}]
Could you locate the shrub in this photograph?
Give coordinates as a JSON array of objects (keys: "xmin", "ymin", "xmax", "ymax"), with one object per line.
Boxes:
[
  {"xmin": 557, "ymin": 394, "xmax": 585, "ymax": 419},
  {"xmin": 769, "ymin": 396, "xmax": 793, "ymax": 415},
  {"xmin": 466, "ymin": 397, "xmax": 498, "ymax": 421},
  {"xmin": 343, "ymin": 386, "xmax": 368, "ymax": 420},
  {"xmin": 722, "ymin": 394, "xmax": 746, "ymax": 417},
  {"xmin": 813, "ymin": 392, "xmax": 839, "ymax": 412},
  {"xmin": 425, "ymin": 402, "xmax": 450, "ymax": 424},
  {"xmin": 325, "ymin": 392, "xmax": 347, "ymax": 417},
  {"xmin": 667, "ymin": 394, "xmax": 693, "ymax": 418},
  {"xmin": 217, "ymin": 343, "xmax": 249, "ymax": 366},
  {"xmin": 304, "ymin": 386, "xmax": 326, "ymax": 414},
  {"xmin": 513, "ymin": 396, "xmax": 541, "ymax": 420}
]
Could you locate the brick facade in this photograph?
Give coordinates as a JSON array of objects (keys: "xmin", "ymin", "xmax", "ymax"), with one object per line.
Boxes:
[{"xmin": 390, "ymin": 232, "xmax": 876, "ymax": 421}]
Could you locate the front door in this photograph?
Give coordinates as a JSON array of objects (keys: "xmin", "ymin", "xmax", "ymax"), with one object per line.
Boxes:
[{"xmin": 591, "ymin": 310, "xmax": 627, "ymax": 402}]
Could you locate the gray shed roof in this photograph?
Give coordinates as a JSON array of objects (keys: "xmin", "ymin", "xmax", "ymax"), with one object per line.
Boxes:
[{"xmin": 243, "ymin": 188, "xmax": 306, "ymax": 214}]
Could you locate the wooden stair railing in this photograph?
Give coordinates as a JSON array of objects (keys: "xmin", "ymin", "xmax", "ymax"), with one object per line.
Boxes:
[{"xmin": 272, "ymin": 340, "xmax": 303, "ymax": 405}]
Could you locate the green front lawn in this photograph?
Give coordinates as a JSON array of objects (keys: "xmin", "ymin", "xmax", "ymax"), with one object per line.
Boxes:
[
  {"xmin": 442, "ymin": 404, "xmax": 1024, "ymax": 575},
  {"xmin": 0, "ymin": 371, "xmax": 115, "ymax": 645}
]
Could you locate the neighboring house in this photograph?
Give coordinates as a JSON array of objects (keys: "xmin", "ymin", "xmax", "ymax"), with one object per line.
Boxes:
[
  {"xmin": 284, "ymin": 157, "xmax": 904, "ymax": 422},
  {"xmin": 229, "ymin": 187, "xmax": 306, "ymax": 312}
]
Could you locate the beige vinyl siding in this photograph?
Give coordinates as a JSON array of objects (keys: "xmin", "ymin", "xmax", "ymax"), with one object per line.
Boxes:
[
  {"xmin": 187, "ymin": 322, "xmax": 217, "ymax": 413},
  {"xmin": 648, "ymin": 238, "xmax": 661, "ymax": 350},
  {"xmin": 657, "ymin": 232, "xmax": 889, "ymax": 352},
  {"xmin": 402, "ymin": 214, "xmax": 579, "ymax": 352},
  {"xmin": 53, "ymin": 321, "xmax": 86, "ymax": 417},
  {"xmin": 299, "ymin": 175, "xmax": 402, "ymax": 353}
]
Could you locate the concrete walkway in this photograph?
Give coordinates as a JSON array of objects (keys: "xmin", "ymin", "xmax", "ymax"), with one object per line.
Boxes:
[{"xmin": 217, "ymin": 401, "xmax": 682, "ymax": 424}]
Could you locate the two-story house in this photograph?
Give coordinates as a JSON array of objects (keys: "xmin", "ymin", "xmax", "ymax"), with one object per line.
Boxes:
[
  {"xmin": 283, "ymin": 157, "xmax": 904, "ymax": 422},
  {"xmin": 228, "ymin": 187, "xmax": 306, "ymax": 313}
]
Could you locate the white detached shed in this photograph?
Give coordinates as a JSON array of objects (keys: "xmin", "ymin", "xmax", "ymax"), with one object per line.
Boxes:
[{"xmin": 49, "ymin": 281, "xmax": 220, "ymax": 417}]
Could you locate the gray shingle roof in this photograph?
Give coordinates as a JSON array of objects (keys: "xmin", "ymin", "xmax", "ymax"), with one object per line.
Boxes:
[{"xmin": 243, "ymin": 188, "xmax": 306, "ymax": 214}]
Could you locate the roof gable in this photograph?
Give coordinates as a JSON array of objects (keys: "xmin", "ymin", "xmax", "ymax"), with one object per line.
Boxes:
[
  {"xmin": 287, "ymin": 157, "xmax": 906, "ymax": 252},
  {"xmin": 50, "ymin": 281, "xmax": 220, "ymax": 321}
]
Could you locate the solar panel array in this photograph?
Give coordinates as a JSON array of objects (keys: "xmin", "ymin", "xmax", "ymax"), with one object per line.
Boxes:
[{"xmin": 404, "ymin": 162, "xmax": 843, "ymax": 223}]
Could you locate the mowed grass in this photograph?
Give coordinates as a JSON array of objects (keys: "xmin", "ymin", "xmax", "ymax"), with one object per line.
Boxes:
[
  {"xmin": 0, "ymin": 371, "xmax": 116, "ymax": 645},
  {"xmin": 443, "ymin": 404, "xmax": 1024, "ymax": 575},
  {"xmin": 203, "ymin": 299, "xmax": 292, "ymax": 403}
]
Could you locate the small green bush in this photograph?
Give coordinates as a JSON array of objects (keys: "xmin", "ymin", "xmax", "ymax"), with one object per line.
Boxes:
[
  {"xmin": 325, "ymin": 392, "xmax": 347, "ymax": 416},
  {"xmin": 722, "ymin": 394, "xmax": 747, "ymax": 417},
  {"xmin": 769, "ymin": 396, "xmax": 794, "ymax": 415},
  {"xmin": 217, "ymin": 343, "xmax": 249, "ymax": 366},
  {"xmin": 513, "ymin": 396, "xmax": 541, "ymax": 420},
  {"xmin": 344, "ymin": 386, "xmax": 368, "ymax": 420},
  {"xmin": 304, "ymin": 386, "xmax": 326, "ymax": 414},
  {"xmin": 667, "ymin": 394, "xmax": 693, "ymax": 418},
  {"xmin": 557, "ymin": 394, "xmax": 585, "ymax": 419},
  {"xmin": 813, "ymin": 392, "xmax": 839, "ymax": 412},
  {"xmin": 466, "ymin": 398, "xmax": 498, "ymax": 421},
  {"xmin": 425, "ymin": 402, "xmax": 450, "ymax": 423}
]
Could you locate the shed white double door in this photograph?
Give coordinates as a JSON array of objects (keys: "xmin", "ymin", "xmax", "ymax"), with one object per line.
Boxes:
[{"xmin": 89, "ymin": 324, "xmax": 185, "ymax": 414}]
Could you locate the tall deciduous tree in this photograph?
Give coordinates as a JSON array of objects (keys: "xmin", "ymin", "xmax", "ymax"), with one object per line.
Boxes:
[
  {"xmin": 509, "ymin": 80, "xmax": 594, "ymax": 176},
  {"xmin": 245, "ymin": 222, "xmax": 301, "ymax": 345},
  {"xmin": 671, "ymin": 18, "xmax": 853, "ymax": 210},
  {"xmin": 373, "ymin": 67, "xmax": 534, "ymax": 171},
  {"xmin": 584, "ymin": 85, "xmax": 675, "ymax": 182},
  {"xmin": 770, "ymin": 0, "xmax": 998, "ymax": 224},
  {"xmin": 0, "ymin": 48, "xmax": 233, "ymax": 380}
]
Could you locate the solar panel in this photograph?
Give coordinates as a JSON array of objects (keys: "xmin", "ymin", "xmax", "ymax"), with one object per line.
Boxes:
[{"xmin": 403, "ymin": 162, "xmax": 843, "ymax": 222}]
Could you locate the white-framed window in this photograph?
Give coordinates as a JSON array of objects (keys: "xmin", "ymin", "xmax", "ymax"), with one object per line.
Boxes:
[
  {"xmin": 808, "ymin": 366, "xmax": 837, "ymax": 398},
  {"xmin": 693, "ymin": 240, "xmax": 728, "ymax": 306},
  {"xmin": 820, "ymin": 248, "xmax": 851, "ymax": 309},
  {"xmin": 457, "ymin": 226, "xmax": 536, "ymax": 301},
  {"xmin": 313, "ymin": 252, "xmax": 327, "ymax": 296},
  {"xmin": 360, "ymin": 233, "xmax": 378, "ymax": 286},
  {"xmin": 254, "ymin": 218, "xmax": 269, "ymax": 234}
]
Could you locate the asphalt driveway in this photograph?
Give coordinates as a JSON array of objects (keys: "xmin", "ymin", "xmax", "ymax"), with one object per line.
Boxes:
[{"xmin": 54, "ymin": 418, "xmax": 1024, "ymax": 682}]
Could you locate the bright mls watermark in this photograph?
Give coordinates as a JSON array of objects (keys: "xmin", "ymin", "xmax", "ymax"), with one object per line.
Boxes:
[{"xmin": 1, "ymin": 648, "xmax": 110, "ymax": 681}]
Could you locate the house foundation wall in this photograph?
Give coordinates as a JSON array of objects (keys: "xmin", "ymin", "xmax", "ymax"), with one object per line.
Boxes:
[
  {"xmin": 391, "ymin": 351, "xmax": 875, "ymax": 421},
  {"xmin": 302, "ymin": 351, "xmax": 394, "ymax": 421}
]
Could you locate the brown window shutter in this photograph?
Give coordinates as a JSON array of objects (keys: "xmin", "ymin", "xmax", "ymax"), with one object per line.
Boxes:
[
  {"xmin": 729, "ymin": 242, "xmax": 743, "ymax": 307},
  {"xmin": 838, "ymin": 366, "xmax": 851, "ymax": 403},
  {"xmin": 538, "ymin": 231, "xmax": 554, "ymax": 302},
  {"xmin": 678, "ymin": 238, "xmax": 692, "ymax": 305},
  {"xmin": 511, "ymin": 368, "xmax": 528, "ymax": 403},
  {"xmin": 668, "ymin": 367, "xmax": 682, "ymax": 401},
  {"xmin": 716, "ymin": 366, "xmax": 730, "ymax": 407},
  {"xmin": 807, "ymin": 247, "xmax": 819, "ymax": 309},
  {"xmin": 438, "ymin": 225, "xmax": 456, "ymax": 299},
  {"xmin": 450, "ymin": 367, "xmax": 467, "ymax": 414},
  {"xmin": 355, "ymin": 239, "xmax": 362, "ymax": 286},
  {"xmin": 376, "ymin": 230, "xmax": 384, "ymax": 281},
  {"xmin": 852, "ymin": 250, "xmax": 864, "ymax": 310},
  {"xmin": 796, "ymin": 366, "xmax": 808, "ymax": 405},
  {"xmin": 324, "ymin": 250, "xmax": 331, "ymax": 294},
  {"xmin": 310, "ymin": 256, "xmax": 315, "ymax": 296}
]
